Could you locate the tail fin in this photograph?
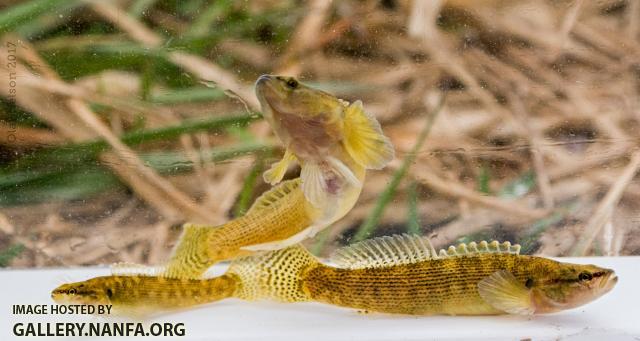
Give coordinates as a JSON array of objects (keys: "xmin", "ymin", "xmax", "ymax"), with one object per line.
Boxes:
[
  {"xmin": 163, "ymin": 223, "xmax": 214, "ymax": 279},
  {"xmin": 228, "ymin": 245, "xmax": 319, "ymax": 302}
]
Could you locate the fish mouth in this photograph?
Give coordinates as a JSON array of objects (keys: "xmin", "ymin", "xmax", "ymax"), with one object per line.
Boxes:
[
  {"xmin": 256, "ymin": 74, "xmax": 273, "ymax": 87},
  {"xmin": 600, "ymin": 272, "xmax": 618, "ymax": 291}
]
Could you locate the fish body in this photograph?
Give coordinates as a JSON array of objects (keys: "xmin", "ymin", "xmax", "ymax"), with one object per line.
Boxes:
[
  {"xmin": 52, "ymin": 272, "xmax": 237, "ymax": 316},
  {"xmin": 255, "ymin": 75, "xmax": 394, "ymax": 240},
  {"xmin": 163, "ymin": 178, "xmax": 325, "ymax": 279},
  {"xmin": 53, "ymin": 235, "xmax": 617, "ymax": 316},
  {"xmin": 161, "ymin": 76, "xmax": 392, "ymax": 277}
]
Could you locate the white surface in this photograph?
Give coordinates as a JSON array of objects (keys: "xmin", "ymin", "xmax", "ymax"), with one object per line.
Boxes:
[{"xmin": 1, "ymin": 257, "xmax": 639, "ymax": 341}]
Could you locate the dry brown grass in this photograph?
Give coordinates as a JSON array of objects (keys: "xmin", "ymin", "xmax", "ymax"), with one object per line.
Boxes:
[{"xmin": 0, "ymin": 0, "xmax": 639, "ymax": 268}]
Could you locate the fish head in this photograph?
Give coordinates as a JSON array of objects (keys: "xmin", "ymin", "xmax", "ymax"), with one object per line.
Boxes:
[
  {"xmin": 255, "ymin": 74, "xmax": 346, "ymax": 157},
  {"xmin": 530, "ymin": 262, "xmax": 617, "ymax": 313},
  {"xmin": 51, "ymin": 277, "xmax": 113, "ymax": 306},
  {"xmin": 255, "ymin": 75, "xmax": 343, "ymax": 121}
]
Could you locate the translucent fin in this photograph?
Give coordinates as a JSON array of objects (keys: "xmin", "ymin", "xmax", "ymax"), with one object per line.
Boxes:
[
  {"xmin": 245, "ymin": 178, "xmax": 301, "ymax": 215},
  {"xmin": 331, "ymin": 234, "xmax": 438, "ymax": 269},
  {"xmin": 326, "ymin": 156, "xmax": 361, "ymax": 187},
  {"xmin": 437, "ymin": 240, "xmax": 521, "ymax": 258},
  {"xmin": 162, "ymin": 223, "xmax": 213, "ymax": 279},
  {"xmin": 241, "ymin": 223, "xmax": 322, "ymax": 252},
  {"xmin": 477, "ymin": 270, "xmax": 534, "ymax": 315},
  {"xmin": 342, "ymin": 100, "xmax": 394, "ymax": 169},
  {"xmin": 111, "ymin": 263, "xmax": 165, "ymax": 277},
  {"xmin": 300, "ymin": 162, "xmax": 327, "ymax": 208},
  {"xmin": 332, "ymin": 235, "xmax": 521, "ymax": 269},
  {"xmin": 263, "ymin": 149, "xmax": 297, "ymax": 185},
  {"xmin": 230, "ymin": 245, "xmax": 318, "ymax": 302}
]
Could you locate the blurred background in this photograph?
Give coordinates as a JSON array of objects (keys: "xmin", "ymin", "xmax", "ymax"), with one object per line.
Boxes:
[{"xmin": 0, "ymin": 0, "xmax": 638, "ymax": 269}]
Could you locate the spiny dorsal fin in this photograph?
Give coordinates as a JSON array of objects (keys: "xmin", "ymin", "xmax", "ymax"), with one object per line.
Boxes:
[
  {"xmin": 245, "ymin": 178, "xmax": 301, "ymax": 215},
  {"xmin": 111, "ymin": 262, "xmax": 214, "ymax": 280},
  {"xmin": 331, "ymin": 235, "xmax": 521, "ymax": 270},
  {"xmin": 111, "ymin": 262, "xmax": 166, "ymax": 277},
  {"xmin": 437, "ymin": 240, "xmax": 521, "ymax": 258},
  {"xmin": 331, "ymin": 234, "xmax": 439, "ymax": 269}
]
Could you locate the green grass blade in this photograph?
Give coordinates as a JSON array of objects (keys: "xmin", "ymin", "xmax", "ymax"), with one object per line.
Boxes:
[
  {"xmin": 0, "ymin": 0, "xmax": 76, "ymax": 33},
  {"xmin": 5, "ymin": 113, "xmax": 261, "ymax": 175},
  {"xmin": 406, "ymin": 181, "xmax": 422, "ymax": 235},
  {"xmin": 128, "ymin": 0, "xmax": 158, "ymax": 18},
  {"xmin": 311, "ymin": 228, "xmax": 332, "ymax": 256},
  {"xmin": 233, "ymin": 158, "xmax": 264, "ymax": 217},
  {"xmin": 352, "ymin": 95, "xmax": 445, "ymax": 243},
  {"xmin": 150, "ymin": 87, "xmax": 227, "ymax": 104},
  {"xmin": 0, "ymin": 244, "xmax": 25, "ymax": 267},
  {"xmin": 0, "ymin": 143, "xmax": 271, "ymax": 206}
]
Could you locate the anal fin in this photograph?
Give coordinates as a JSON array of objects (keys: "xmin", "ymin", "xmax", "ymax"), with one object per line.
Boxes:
[{"xmin": 241, "ymin": 225, "xmax": 321, "ymax": 252}]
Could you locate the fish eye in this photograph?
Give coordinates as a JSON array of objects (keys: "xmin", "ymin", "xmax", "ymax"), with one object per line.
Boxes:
[
  {"xmin": 285, "ymin": 78, "xmax": 298, "ymax": 89},
  {"xmin": 525, "ymin": 278, "xmax": 534, "ymax": 288},
  {"xmin": 68, "ymin": 288, "xmax": 77, "ymax": 295},
  {"xmin": 106, "ymin": 288, "xmax": 113, "ymax": 298},
  {"xmin": 578, "ymin": 272, "xmax": 592, "ymax": 281}
]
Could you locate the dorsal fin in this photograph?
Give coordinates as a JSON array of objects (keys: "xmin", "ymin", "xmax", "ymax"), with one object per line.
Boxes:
[
  {"xmin": 111, "ymin": 262, "xmax": 166, "ymax": 277},
  {"xmin": 437, "ymin": 240, "xmax": 521, "ymax": 258},
  {"xmin": 110, "ymin": 262, "xmax": 212, "ymax": 280},
  {"xmin": 331, "ymin": 234, "xmax": 439, "ymax": 269},
  {"xmin": 245, "ymin": 178, "xmax": 301, "ymax": 215},
  {"xmin": 331, "ymin": 234, "xmax": 521, "ymax": 270}
]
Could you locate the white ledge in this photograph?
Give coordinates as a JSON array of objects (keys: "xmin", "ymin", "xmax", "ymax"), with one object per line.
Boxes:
[{"xmin": 1, "ymin": 257, "xmax": 638, "ymax": 340}]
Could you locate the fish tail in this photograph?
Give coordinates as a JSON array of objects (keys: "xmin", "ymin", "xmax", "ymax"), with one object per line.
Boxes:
[
  {"xmin": 228, "ymin": 245, "xmax": 319, "ymax": 302},
  {"xmin": 163, "ymin": 223, "xmax": 217, "ymax": 279}
]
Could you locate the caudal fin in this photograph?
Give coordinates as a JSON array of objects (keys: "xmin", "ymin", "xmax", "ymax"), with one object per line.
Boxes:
[
  {"xmin": 163, "ymin": 223, "xmax": 214, "ymax": 279},
  {"xmin": 229, "ymin": 245, "xmax": 319, "ymax": 302}
]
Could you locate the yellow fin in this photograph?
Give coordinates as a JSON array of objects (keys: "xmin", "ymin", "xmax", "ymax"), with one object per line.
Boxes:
[
  {"xmin": 477, "ymin": 270, "xmax": 534, "ymax": 315},
  {"xmin": 229, "ymin": 245, "xmax": 317, "ymax": 302},
  {"xmin": 246, "ymin": 178, "xmax": 301, "ymax": 215},
  {"xmin": 241, "ymin": 222, "xmax": 326, "ymax": 252},
  {"xmin": 263, "ymin": 149, "xmax": 297, "ymax": 185},
  {"xmin": 331, "ymin": 234, "xmax": 439, "ymax": 269},
  {"xmin": 437, "ymin": 240, "xmax": 521, "ymax": 258},
  {"xmin": 342, "ymin": 100, "xmax": 394, "ymax": 169},
  {"xmin": 162, "ymin": 223, "xmax": 213, "ymax": 279}
]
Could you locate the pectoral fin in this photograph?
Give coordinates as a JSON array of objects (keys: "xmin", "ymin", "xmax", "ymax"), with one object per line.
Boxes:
[
  {"xmin": 300, "ymin": 158, "xmax": 360, "ymax": 208},
  {"xmin": 477, "ymin": 270, "xmax": 534, "ymax": 315},
  {"xmin": 343, "ymin": 100, "xmax": 394, "ymax": 169},
  {"xmin": 300, "ymin": 162, "xmax": 327, "ymax": 208},
  {"xmin": 263, "ymin": 149, "xmax": 297, "ymax": 185}
]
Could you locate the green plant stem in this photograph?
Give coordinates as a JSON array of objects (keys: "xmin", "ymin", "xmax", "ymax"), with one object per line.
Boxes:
[
  {"xmin": 352, "ymin": 95, "xmax": 445, "ymax": 242},
  {"xmin": 407, "ymin": 181, "xmax": 422, "ymax": 235},
  {"xmin": 0, "ymin": 0, "xmax": 76, "ymax": 33}
]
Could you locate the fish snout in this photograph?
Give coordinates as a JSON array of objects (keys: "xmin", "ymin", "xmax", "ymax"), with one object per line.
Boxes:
[{"xmin": 256, "ymin": 74, "xmax": 273, "ymax": 86}]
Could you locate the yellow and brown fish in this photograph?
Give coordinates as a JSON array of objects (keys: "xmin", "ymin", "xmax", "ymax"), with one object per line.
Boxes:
[
  {"xmin": 159, "ymin": 76, "xmax": 394, "ymax": 278},
  {"xmin": 251, "ymin": 75, "xmax": 394, "ymax": 250},
  {"xmin": 52, "ymin": 234, "xmax": 617, "ymax": 316}
]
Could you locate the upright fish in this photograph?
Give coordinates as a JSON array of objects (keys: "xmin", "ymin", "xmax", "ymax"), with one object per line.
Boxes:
[
  {"xmin": 53, "ymin": 234, "xmax": 617, "ymax": 316},
  {"xmin": 252, "ymin": 75, "xmax": 394, "ymax": 249},
  {"xmin": 160, "ymin": 76, "xmax": 393, "ymax": 278}
]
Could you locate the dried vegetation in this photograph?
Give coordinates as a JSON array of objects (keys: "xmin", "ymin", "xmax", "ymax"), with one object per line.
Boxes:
[{"xmin": 0, "ymin": 0, "xmax": 639, "ymax": 268}]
